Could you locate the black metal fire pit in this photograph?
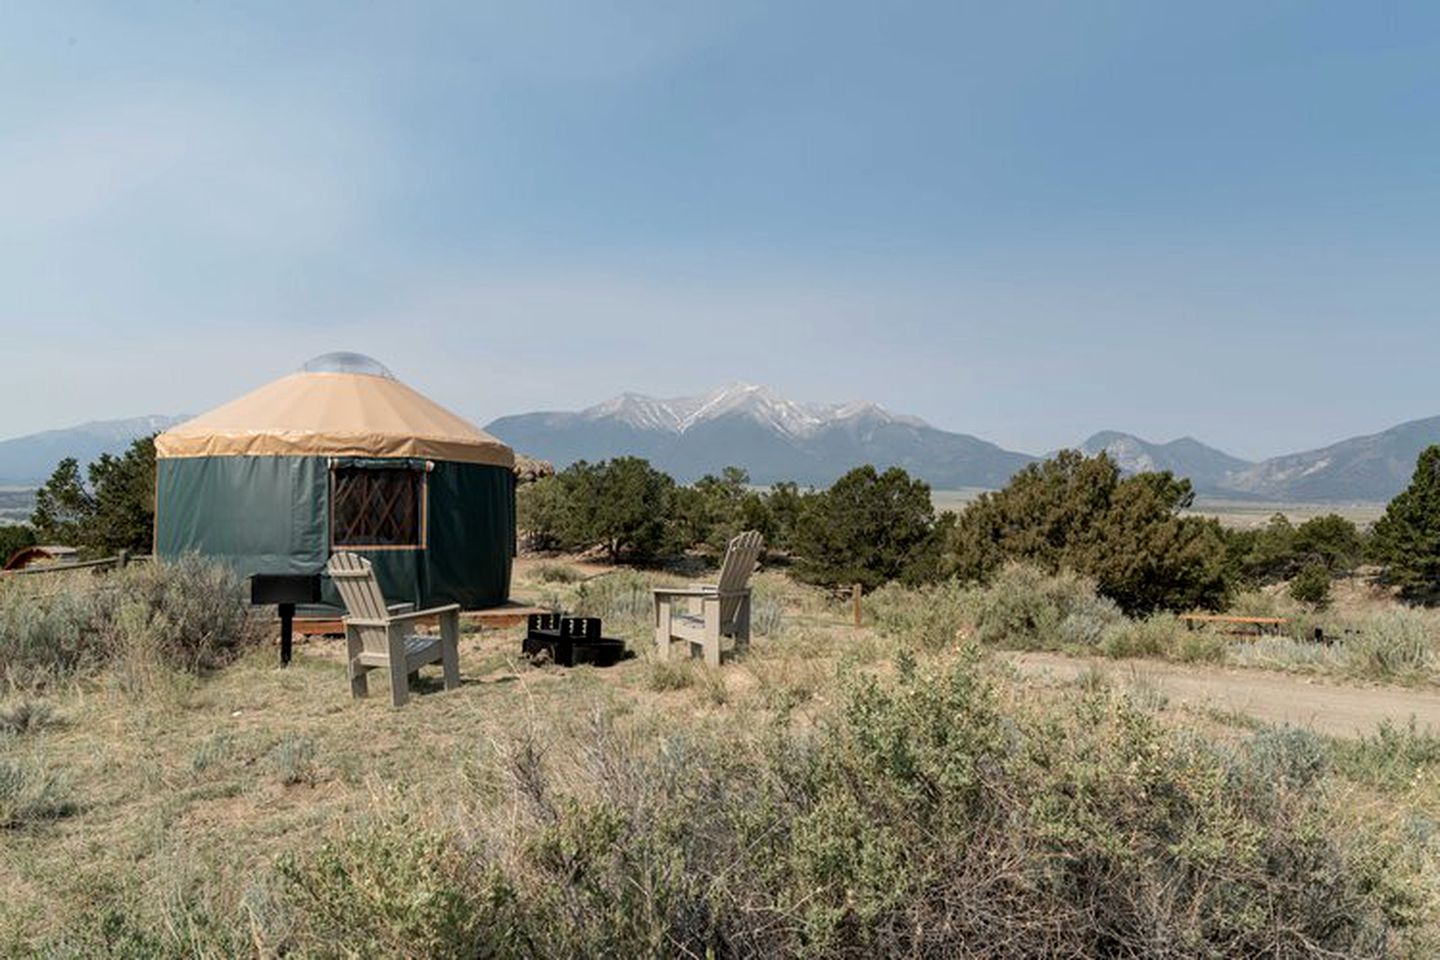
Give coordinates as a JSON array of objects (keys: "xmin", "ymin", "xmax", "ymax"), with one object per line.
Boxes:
[{"xmin": 523, "ymin": 613, "xmax": 626, "ymax": 667}]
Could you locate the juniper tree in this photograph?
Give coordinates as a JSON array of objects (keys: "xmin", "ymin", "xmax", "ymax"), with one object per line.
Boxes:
[
  {"xmin": 30, "ymin": 437, "xmax": 157, "ymax": 555},
  {"xmin": 0, "ymin": 523, "xmax": 36, "ymax": 565},
  {"xmin": 1370, "ymin": 445, "xmax": 1440, "ymax": 604},
  {"xmin": 792, "ymin": 465, "xmax": 939, "ymax": 591},
  {"xmin": 945, "ymin": 450, "xmax": 1229, "ymax": 615}
]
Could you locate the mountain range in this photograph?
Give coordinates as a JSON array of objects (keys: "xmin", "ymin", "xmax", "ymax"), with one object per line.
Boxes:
[
  {"xmin": 1074, "ymin": 420, "xmax": 1440, "ymax": 502},
  {"xmin": 1075, "ymin": 431, "xmax": 1254, "ymax": 493},
  {"xmin": 487, "ymin": 386, "xmax": 1440, "ymax": 502},
  {"xmin": 1216, "ymin": 415, "xmax": 1440, "ymax": 502},
  {"xmin": 1, "ymin": 388, "xmax": 1436, "ymax": 504},
  {"xmin": 486, "ymin": 385, "xmax": 1033, "ymax": 489},
  {"xmin": 0, "ymin": 415, "xmax": 185, "ymax": 486}
]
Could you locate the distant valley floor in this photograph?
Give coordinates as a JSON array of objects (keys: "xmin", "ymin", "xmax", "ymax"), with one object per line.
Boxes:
[
  {"xmin": 930, "ymin": 488, "xmax": 1386, "ymax": 529},
  {"xmin": 0, "ymin": 487, "xmax": 34, "ymax": 525},
  {"xmin": 0, "ymin": 484, "xmax": 1389, "ymax": 531}
]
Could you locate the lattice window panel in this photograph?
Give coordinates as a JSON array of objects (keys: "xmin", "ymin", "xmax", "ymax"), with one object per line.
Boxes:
[{"xmin": 331, "ymin": 468, "xmax": 424, "ymax": 548}]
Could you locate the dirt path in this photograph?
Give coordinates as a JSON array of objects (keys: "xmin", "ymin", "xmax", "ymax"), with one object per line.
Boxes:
[{"xmin": 1006, "ymin": 652, "xmax": 1440, "ymax": 737}]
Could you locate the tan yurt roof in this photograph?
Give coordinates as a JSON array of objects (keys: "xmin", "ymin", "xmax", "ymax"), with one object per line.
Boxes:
[{"xmin": 154, "ymin": 353, "xmax": 514, "ymax": 468}]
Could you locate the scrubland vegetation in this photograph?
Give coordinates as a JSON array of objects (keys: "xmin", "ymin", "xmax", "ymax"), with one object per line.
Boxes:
[
  {"xmin": 868, "ymin": 564, "xmax": 1440, "ymax": 686},
  {"xmin": 4, "ymin": 445, "xmax": 1440, "ymax": 954},
  {"xmin": 2, "ymin": 556, "xmax": 1440, "ymax": 957},
  {"xmin": 14, "ymin": 434, "xmax": 1440, "ymax": 624},
  {"xmin": 516, "ymin": 448, "xmax": 1433, "ymax": 617},
  {"xmin": 0, "ymin": 554, "xmax": 255, "ymax": 689}
]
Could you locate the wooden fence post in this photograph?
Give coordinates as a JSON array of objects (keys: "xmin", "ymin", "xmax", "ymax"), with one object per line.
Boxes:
[{"xmin": 852, "ymin": 583, "xmax": 862, "ymax": 628}]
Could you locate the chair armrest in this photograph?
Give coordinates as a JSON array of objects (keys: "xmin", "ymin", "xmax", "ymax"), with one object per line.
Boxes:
[
  {"xmin": 389, "ymin": 604, "xmax": 462, "ymax": 623},
  {"xmin": 653, "ymin": 586, "xmax": 718, "ymax": 599},
  {"xmin": 387, "ymin": 603, "xmax": 415, "ymax": 614},
  {"xmin": 652, "ymin": 587, "xmax": 749, "ymax": 599},
  {"xmin": 346, "ymin": 604, "xmax": 462, "ymax": 628}
]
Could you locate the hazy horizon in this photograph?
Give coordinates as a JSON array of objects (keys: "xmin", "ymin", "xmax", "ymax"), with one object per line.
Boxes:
[
  {"xmin": 4, "ymin": 2, "xmax": 1438, "ymax": 461},
  {"xmin": 5, "ymin": 375, "xmax": 1437, "ymax": 468}
]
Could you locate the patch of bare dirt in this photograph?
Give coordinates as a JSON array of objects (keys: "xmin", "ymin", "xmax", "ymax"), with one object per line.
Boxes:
[{"xmin": 1007, "ymin": 651, "xmax": 1440, "ymax": 737}]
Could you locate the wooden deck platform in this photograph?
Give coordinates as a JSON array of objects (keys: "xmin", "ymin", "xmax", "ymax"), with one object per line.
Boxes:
[{"xmin": 290, "ymin": 601, "xmax": 550, "ymax": 637}]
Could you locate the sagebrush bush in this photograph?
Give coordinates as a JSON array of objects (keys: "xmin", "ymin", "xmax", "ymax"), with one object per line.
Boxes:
[
  {"xmin": 1221, "ymin": 600, "xmax": 1440, "ymax": 682},
  {"xmin": 263, "ymin": 653, "xmax": 1407, "ymax": 958},
  {"xmin": 531, "ymin": 563, "xmax": 581, "ymax": 584},
  {"xmin": 0, "ymin": 754, "xmax": 74, "ymax": 828},
  {"xmin": 33, "ymin": 896, "xmax": 249, "ymax": 960},
  {"xmin": 1174, "ymin": 625, "xmax": 1229, "ymax": 663},
  {"xmin": 1344, "ymin": 608, "xmax": 1436, "ymax": 680},
  {"xmin": 0, "ymin": 556, "xmax": 255, "ymax": 688},
  {"xmin": 1241, "ymin": 726, "xmax": 1329, "ymax": 789},
  {"xmin": 1331, "ymin": 718, "xmax": 1440, "ymax": 789},
  {"xmin": 573, "ymin": 570, "xmax": 654, "ymax": 640},
  {"xmin": 969, "ymin": 564, "xmax": 1124, "ymax": 649},
  {"xmin": 746, "ymin": 656, "xmax": 825, "ymax": 714},
  {"xmin": 111, "ymin": 556, "xmax": 254, "ymax": 673},
  {"xmin": 749, "ymin": 591, "xmax": 785, "ymax": 638},
  {"xmin": 1230, "ymin": 635, "xmax": 1344, "ymax": 673},
  {"xmin": 870, "ymin": 566, "xmax": 1440, "ymax": 682},
  {"xmin": 646, "ymin": 657, "xmax": 694, "ymax": 692},
  {"xmin": 189, "ymin": 732, "xmax": 235, "ymax": 775},
  {"xmin": 1099, "ymin": 613, "xmax": 1176, "ymax": 659},
  {"xmin": 278, "ymin": 822, "xmax": 510, "ymax": 958},
  {"xmin": 873, "ymin": 567, "xmax": 1198, "ymax": 657},
  {"xmin": 270, "ymin": 734, "xmax": 319, "ymax": 787},
  {"xmin": 0, "ymin": 700, "xmax": 58, "ymax": 736},
  {"xmin": 1230, "ymin": 588, "xmax": 1300, "ymax": 620},
  {"xmin": 867, "ymin": 578, "xmax": 976, "ymax": 650},
  {"xmin": 0, "ymin": 577, "xmax": 112, "ymax": 686}
]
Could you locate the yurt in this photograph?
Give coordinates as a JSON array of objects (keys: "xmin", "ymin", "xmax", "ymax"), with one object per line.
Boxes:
[{"xmin": 154, "ymin": 353, "xmax": 515, "ymax": 609}]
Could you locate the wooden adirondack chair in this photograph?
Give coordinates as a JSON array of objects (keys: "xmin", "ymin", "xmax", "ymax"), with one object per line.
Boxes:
[
  {"xmin": 326, "ymin": 552, "xmax": 461, "ymax": 707},
  {"xmin": 654, "ymin": 531, "xmax": 764, "ymax": 667}
]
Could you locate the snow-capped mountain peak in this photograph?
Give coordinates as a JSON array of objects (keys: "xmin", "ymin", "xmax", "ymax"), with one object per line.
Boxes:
[
  {"xmin": 579, "ymin": 384, "xmax": 928, "ymax": 439},
  {"xmin": 584, "ymin": 393, "xmax": 683, "ymax": 432},
  {"xmin": 679, "ymin": 383, "xmax": 823, "ymax": 437},
  {"xmin": 488, "ymin": 384, "xmax": 1028, "ymax": 487}
]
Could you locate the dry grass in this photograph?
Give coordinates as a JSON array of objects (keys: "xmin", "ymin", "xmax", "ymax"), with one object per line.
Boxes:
[
  {"xmin": 0, "ymin": 558, "xmax": 866, "ymax": 951},
  {"xmin": 1, "ymin": 556, "xmax": 1439, "ymax": 955},
  {"xmin": 864, "ymin": 563, "xmax": 1440, "ymax": 688}
]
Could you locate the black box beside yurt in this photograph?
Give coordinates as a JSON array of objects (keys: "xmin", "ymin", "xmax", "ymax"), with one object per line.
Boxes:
[{"xmin": 153, "ymin": 353, "xmax": 515, "ymax": 610}]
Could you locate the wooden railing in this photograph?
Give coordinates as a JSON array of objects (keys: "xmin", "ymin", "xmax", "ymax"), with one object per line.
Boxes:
[{"xmin": 2, "ymin": 551, "xmax": 152, "ymax": 578}]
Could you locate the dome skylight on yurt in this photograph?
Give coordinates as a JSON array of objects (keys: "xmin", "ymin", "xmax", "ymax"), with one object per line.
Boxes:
[{"xmin": 300, "ymin": 352, "xmax": 397, "ymax": 379}]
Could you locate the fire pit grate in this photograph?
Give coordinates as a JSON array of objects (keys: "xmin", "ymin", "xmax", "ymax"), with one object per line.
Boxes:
[{"xmin": 523, "ymin": 614, "xmax": 627, "ymax": 667}]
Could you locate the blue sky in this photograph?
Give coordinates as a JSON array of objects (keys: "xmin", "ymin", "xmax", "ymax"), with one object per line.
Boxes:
[{"xmin": 2, "ymin": 1, "xmax": 1436, "ymax": 459}]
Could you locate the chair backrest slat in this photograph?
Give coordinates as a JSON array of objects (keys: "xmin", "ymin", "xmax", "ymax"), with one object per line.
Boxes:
[
  {"xmin": 716, "ymin": 531, "xmax": 763, "ymax": 623},
  {"xmin": 327, "ymin": 552, "xmax": 388, "ymax": 624}
]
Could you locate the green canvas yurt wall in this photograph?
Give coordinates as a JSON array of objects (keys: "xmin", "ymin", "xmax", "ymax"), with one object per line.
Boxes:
[{"xmin": 153, "ymin": 353, "xmax": 515, "ymax": 610}]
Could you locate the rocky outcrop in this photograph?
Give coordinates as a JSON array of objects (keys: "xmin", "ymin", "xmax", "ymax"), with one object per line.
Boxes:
[{"xmin": 513, "ymin": 454, "xmax": 555, "ymax": 485}]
